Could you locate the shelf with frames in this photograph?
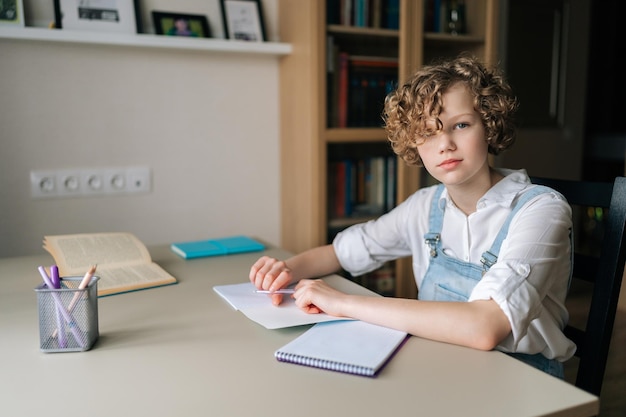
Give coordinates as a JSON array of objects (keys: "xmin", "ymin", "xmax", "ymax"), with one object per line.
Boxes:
[
  {"xmin": 278, "ymin": 0, "xmax": 499, "ymax": 298},
  {"xmin": 0, "ymin": 26, "xmax": 292, "ymax": 56}
]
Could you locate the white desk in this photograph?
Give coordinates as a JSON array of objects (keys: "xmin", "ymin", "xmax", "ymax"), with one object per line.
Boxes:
[{"xmin": 0, "ymin": 246, "xmax": 598, "ymax": 417}]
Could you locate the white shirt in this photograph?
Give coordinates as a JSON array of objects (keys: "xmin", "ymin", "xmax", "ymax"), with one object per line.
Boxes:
[{"xmin": 333, "ymin": 169, "xmax": 576, "ymax": 361}]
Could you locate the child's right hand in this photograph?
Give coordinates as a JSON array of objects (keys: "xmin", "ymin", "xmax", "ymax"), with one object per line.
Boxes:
[{"xmin": 249, "ymin": 256, "xmax": 293, "ymax": 305}]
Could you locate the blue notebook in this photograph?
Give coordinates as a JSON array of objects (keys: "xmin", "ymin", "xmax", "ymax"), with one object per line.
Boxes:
[{"xmin": 171, "ymin": 236, "xmax": 265, "ymax": 259}]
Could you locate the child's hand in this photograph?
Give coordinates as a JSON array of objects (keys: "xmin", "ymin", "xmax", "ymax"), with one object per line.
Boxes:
[
  {"xmin": 293, "ymin": 279, "xmax": 345, "ymax": 317},
  {"xmin": 249, "ymin": 256, "xmax": 293, "ymax": 305}
]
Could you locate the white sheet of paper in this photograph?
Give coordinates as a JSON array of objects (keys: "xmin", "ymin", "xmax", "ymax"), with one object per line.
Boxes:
[{"xmin": 213, "ymin": 275, "xmax": 378, "ymax": 329}]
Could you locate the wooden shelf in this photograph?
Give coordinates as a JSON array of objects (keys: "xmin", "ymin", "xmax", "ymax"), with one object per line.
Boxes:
[
  {"xmin": 327, "ymin": 24, "xmax": 399, "ymax": 38},
  {"xmin": 326, "ymin": 128, "xmax": 387, "ymax": 143},
  {"xmin": 0, "ymin": 26, "xmax": 292, "ymax": 57},
  {"xmin": 424, "ymin": 32, "xmax": 484, "ymax": 43},
  {"xmin": 328, "ymin": 216, "xmax": 377, "ymax": 229}
]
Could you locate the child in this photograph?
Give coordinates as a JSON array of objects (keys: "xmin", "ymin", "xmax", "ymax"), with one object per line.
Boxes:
[{"xmin": 249, "ymin": 55, "xmax": 575, "ymax": 377}]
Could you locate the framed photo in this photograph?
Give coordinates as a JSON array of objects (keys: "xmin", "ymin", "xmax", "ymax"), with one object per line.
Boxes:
[
  {"xmin": 0, "ymin": 0, "xmax": 25, "ymax": 27},
  {"xmin": 152, "ymin": 11, "xmax": 211, "ymax": 38},
  {"xmin": 220, "ymin": 0, "xmax": 266, "ymax": 42},
  {"xmin": 54, "ymin": 0, "xmax": 142, "ymax": 33}
]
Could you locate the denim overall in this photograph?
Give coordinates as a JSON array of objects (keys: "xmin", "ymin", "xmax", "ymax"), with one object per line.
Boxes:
[{"xmin": 420, "ymin": 184, "xmax": 564, "ymax": 378}]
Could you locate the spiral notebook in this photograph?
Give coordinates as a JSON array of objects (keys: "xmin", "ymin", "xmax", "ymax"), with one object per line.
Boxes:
[{"xmin": 275, "ymin": 320, "xmax": 408, "ymax": 377}]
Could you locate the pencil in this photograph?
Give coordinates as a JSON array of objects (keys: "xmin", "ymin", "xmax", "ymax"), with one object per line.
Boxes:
[
  {"xmin": 67, "ymin": 264, "xmax": 97, "ymax": 311},
  {"xmin": 255, "ymin": 289, "xmax": 295, "ymax": 294}
]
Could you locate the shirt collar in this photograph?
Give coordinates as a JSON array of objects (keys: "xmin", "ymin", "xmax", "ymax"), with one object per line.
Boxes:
[{"xmin": 439, "ymin": 169, "xmax": 531, "ymax": 210}]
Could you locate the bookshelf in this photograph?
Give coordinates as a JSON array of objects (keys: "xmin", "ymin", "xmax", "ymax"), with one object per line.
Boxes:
[{"xmin": 278, "ymin": 0, "xmax": 499, "ymax": 297}]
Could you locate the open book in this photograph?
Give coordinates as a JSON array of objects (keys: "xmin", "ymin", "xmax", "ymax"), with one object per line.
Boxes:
[{"xmin": 43, "ymin": 232, "xmax": 177, "ymax": 296}]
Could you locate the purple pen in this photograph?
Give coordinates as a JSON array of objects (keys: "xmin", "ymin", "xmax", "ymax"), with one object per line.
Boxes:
[
  {"xmin": 50, "ymin": 265, "xmax": 61, "ymax": 289},
  {"xmin": 49, "ymin": 265, "xmax": 67, "ymax": 348}
]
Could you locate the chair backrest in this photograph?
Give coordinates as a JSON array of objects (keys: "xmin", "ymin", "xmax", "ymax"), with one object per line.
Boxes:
[{"xmin": 531, "ymin": 176, "xmax": 626, "ymax": 395}]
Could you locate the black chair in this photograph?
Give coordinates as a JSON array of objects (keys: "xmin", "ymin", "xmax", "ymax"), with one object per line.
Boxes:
[{"xmin": 531, "ymin": 176, "xmax": 626, "ymax": 396}]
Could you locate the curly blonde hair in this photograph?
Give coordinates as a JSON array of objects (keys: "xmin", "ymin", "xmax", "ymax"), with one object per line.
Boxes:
[{"xmin": 383, "ymin": 55, "xmax": 519, "ymax": 166}]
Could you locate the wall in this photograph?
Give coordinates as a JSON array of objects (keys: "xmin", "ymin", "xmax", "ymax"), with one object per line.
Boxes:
[{"xmin": 0, "ymin": 0, "xmax": 282, "ymax": 257}]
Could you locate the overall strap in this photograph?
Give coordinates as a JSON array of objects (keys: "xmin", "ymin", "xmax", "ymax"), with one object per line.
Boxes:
[
  {"xmin": 480, "ymin": 185, "xmax": 554, "ymax": 270},
  {"xmin": 425, "ymin": 184, "xmax": 446, "ymax": 257}
]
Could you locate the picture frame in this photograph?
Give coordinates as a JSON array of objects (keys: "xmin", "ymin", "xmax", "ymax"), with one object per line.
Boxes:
[
  {"xmin": 0, "ymin": 0, "xmax": 25, "ymax": 27},
  {"xmin": 152, "ymin": 11, "xmax": 211, "ymax": 38},
  {"xmin": 53, "ymin": 0, "xmax": 142, "ymax": 33},
  {"xmin": 220, "ymin": 0, "xmax": 266, "ymax": 42}
]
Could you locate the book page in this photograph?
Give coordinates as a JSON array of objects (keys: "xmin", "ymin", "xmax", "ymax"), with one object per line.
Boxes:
[
  {"xmin": 94, "ymin": 263, "xmax": 177, "ymax": 296},
  {"xmin": 213, "ymin": 274, "xmax": 379, "ymax": 329},
  {"xmin": 43, "ymin": 232, "xmax": 152, "ymax": 274},
  {"xmin": 214, "ymin": 282, "xmax": 350, "ymax": 329}
]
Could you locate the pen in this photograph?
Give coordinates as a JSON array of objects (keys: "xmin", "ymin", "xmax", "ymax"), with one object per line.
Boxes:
[
  {"xmin": 50, "ymin": 265, "xmax": 61, "ymax": 289},
  {"xmin": 50, "ymin": 265, "xmax": 67, "ymax": 348},
  {"xmin": 255, "ymin": 289, "xmax": 296, "ymax": 294}
]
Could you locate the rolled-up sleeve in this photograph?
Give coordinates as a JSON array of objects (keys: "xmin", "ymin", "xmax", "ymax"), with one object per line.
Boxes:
[
  {"xmin": 333, "ymin": 221, "xmax": 385, "ymax": 275},
  {"xmin": 333, "ymin": 187, "xmax": 435, "ymax": 277}
]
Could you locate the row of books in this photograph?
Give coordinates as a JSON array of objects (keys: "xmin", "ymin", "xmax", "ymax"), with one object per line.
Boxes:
[
  {"xmin": 424, "ymin": 0, "xmax": 467, "ymax": 34},
  {"xmin": 327, "ymin": 0, "xmax": 400, "ymax": 29},
  {"xmin": 328, "ymin": 155, "xmax": 397, "ymax": 220},
  {"xmin": 327, "ymin": 44, "xmax": 399, "ymax": 128}
]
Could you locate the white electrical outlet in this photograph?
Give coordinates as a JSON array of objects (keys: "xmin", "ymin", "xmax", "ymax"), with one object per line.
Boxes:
[
  {"xmin": 80, "ymin": 170, "xmax": 105, "ymax": 195},
  {"xmin": 56, "ymin": 170, "xmax": 82, "ymax": 196},
  {"xmin": 30, "ymin": 166, "xmax": 152, "ymax": 199},
  {"xmin": 103, "ymin": 168, "xmax": 127, "ymax": 194},
  {"xmin": 30, "ymin": 171, "xmax": 57, "ymax": 198}
]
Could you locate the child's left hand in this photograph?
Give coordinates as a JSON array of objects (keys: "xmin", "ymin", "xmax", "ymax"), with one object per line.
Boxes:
[{"xmin": 293, "ymin": 279, "xmax": 346, "ymax": 317}]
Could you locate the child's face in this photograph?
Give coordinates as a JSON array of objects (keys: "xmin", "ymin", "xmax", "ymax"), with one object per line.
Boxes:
[{"xmin": 417, "ymin": 83, "xmax": 489, "ymax": 187}]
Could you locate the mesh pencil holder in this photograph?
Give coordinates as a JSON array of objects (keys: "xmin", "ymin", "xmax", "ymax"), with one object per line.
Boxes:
[{"xmin": 35, "ymin": 276, "xmax": 99, "ymax": 352}]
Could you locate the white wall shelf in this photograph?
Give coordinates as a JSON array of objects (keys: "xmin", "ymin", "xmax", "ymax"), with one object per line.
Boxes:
[{"xmin": 0, "ymin": 26, "xmax": 292, "ymax": 56}]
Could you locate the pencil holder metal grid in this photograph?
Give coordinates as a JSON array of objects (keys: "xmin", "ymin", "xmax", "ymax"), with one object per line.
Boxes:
[{"xmin": 35, "ymin": 276, "xmax": 99, "ymax": 353}]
